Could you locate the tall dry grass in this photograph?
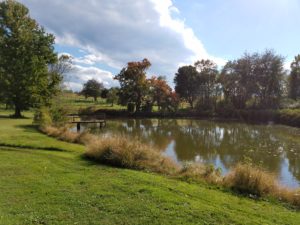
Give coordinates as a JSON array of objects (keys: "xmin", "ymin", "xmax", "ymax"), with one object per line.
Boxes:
[
  {"xmin": 224, "ymin": 163, "xmax": 300, "ymax": 208},
  {"xmin": 85, "ymin": 135, "xmax": 180, "ymax": 174},
  {"xmin": 42, "ymin": 126, "xmax": 95, "ymax": 145},
  {"xmin": 179, "ymin": 163, "xmax": 223, "ymax": 185},
  {"xmin": 223, "ymin": 163, "xmax": 278, "ymax": 196}
]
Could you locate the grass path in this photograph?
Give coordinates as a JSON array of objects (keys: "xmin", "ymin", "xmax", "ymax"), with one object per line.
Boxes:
[{"xmin": 0, "ymin": 110, "xmax": 299, "ymax": 224}]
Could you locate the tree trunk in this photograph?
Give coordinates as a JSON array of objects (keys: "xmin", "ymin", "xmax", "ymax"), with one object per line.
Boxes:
[{"xmin": 14, "ymin": 105, "xmax": 22, "ymax": 118}]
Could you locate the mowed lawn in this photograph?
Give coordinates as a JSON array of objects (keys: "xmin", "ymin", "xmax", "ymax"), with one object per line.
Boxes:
[{"xmin": 0, "ymin": 111, "xmax": 299, "ymax": 225}]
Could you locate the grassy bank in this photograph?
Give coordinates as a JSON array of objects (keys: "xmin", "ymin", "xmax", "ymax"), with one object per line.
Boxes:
[{"xmin": 0, "ymin": 110, "xmax": 300, "ymax": 224}]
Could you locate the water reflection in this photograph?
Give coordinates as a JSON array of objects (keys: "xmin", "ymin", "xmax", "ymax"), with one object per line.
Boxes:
[{"xmin": 85, "ymin": 119, "xmax": 300, "ymax": 188}]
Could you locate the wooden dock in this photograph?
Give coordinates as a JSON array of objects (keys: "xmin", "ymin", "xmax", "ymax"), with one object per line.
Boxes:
[{"xmin": 67, "ymin": 114, "xmax": 106, "ymax": 132}]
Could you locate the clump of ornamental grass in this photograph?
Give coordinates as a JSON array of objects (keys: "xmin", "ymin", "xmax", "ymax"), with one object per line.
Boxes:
[
  {"xmin": 85, "ymin": 135, "xmax": 180, "ymax": 175},
  {"xmin": 42, "ymin": 126, "xmax": 94, "ymax": 145},
  {"xmin": 179, "ymin": 162, "xmax": 223, "ymax": 184},
  {"xmin": 223, "ymin": 162, "xmax": 300, "ymax": 208},
  {"xmin": 275, "ymin": 187, "xmax": 300, "ymax": 208},
  {"xmin": 223, "ymin": 162, "xmax": 278, "ymax": 197}
]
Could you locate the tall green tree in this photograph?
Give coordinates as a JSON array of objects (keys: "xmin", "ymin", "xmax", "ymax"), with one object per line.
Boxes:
[
  {"xmin": 174, "ymin": 65, "xmax": 200, "ymax": 108},
  {"xmin": 194, "ymin": 59, "xmax": 219, "ymax": 109},
  {"xmin": 289, "ymin": 55, "xmax": 300, "ymax": 100},
  {"xmin": 106, "ymin": 87, "xmax": 119, "ymax": 107},
  {"xmin": 220, "ymin": 50, "xmax": 285, "ymax": 109},
  {"xmin": 81, "ymin": 79, "xmax": 104, "ymax": 101},
  {"xmin": 0, "ymin": 0, "xmax": 58, "ymax": 117},
  {"xmin": 254, "ymin": 50, "xmax": 285, "ymax": 108},
  {"xmin": 115, "ymin": 59, "xmax": 151, "ymax": 112}
]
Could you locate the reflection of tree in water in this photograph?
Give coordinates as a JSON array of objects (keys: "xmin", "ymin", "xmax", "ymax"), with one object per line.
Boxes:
[{"xmin": 96, "ymin": 119, "xmax": 300, "ymax": 184}]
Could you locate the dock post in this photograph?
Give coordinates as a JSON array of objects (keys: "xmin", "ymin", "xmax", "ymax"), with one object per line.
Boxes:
[{"xmin": 77, "ymin": 123, "xmax": 81, "ymax": 132}]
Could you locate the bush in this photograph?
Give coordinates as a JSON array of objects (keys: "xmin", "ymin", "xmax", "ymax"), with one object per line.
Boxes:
[
  {"xmin": 216, "ymin": 100, "xmax": 237, "ymax": 118},
  {"xmin": 224, "ymin": 163, "xmax": 278, "ymax": 197},
  {"xmin": 50, "ymin": 104, "xmax": 70, "ymax": 126},
  {"xmin": 223, "ymin": 162, "xmax": 300, "ymax": 208},
  {"xmin": 179, "ymin": 162, "xmax": 222, "ymax": 184},
  {"xmin": 42, "ymin": 126, "xmax": 95, "ymax": 145},
  {"xmin": 85, "ymin": 135, "xmax": 179, "ymax": 174},
  {"xmin": 127, "ymin": 102, "xmax": 136, "ymax": 113},
  {"xmin": 277, "ymin": 109, "xmax": 300, "ymax": 127},
  {"xmin": 33, "ymin": 107, "xmax": 52, "ymax": 127}
]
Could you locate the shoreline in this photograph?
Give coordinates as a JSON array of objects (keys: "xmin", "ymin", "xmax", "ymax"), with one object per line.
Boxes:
[{"xmin": 88, "ymin": 108, "xmax": 300, "ymax": 128}]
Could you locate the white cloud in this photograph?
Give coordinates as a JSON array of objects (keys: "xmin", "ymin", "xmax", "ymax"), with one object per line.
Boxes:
[
  {"xmin": 64, "ymin": 64, "xmax": 118, "ymax": 91},
  {"xmin": 20, "ymin": 0, "xmax": 224, "ymax": 89},
  {"xmin": 150, "ymin": 0, "xmax": 226, "ymax": 66}
]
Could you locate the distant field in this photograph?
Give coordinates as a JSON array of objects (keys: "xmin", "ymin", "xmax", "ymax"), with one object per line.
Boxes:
[{"xmin": 58, "ymin": 93, "xmax": 127, "ymax": 113}]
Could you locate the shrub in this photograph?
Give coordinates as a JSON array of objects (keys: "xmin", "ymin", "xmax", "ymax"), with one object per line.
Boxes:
[
  {"xmin": 34, "ymin": 107, "xmax": 52, "ymax": 128},
  {"xmin": 216, "ymin": 100, "xmax": 236, "ymax": 118},
  {"xmin": 277, "ymin": 109, "xmax": 300, "ymax": 127},
  {"xmin": 42, "ymin": 126, "xmax": 95, "ymax": 145},
  {"xmin": 180, "ymin": 162, "xmax": 222, "ymax": 184},
  {"xmin": 127, "ymin": 102, "xmax": 136, "ymax": 113},
  {"xmin": 85, "ymin": 135, "xmax": 179, "ymax": 174},
  {"xmin": 224, "ymin": 163, "xmax": 278, "ymax": 197}
]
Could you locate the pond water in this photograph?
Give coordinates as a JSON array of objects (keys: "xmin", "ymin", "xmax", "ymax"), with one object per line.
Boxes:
[{"xmin": 80, "ymin": 119, "xmax": 300, "ymax": 188}]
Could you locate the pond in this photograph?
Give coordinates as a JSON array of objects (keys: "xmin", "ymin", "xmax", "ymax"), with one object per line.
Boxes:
[{"xmin": 80, "ymin": 119, "xmax": 300, "ymax": 188}]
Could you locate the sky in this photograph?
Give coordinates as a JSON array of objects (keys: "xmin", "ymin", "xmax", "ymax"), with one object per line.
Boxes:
[{"xmin": 18, "ymin": 0, "xmax": 300, "ymax": 91}]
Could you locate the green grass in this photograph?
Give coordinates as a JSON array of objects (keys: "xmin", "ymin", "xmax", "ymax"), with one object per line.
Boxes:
[
  {"xmin": 59, "ymin": 93, "xmax": 126, "ymax": 113},
  {"xmin": 0, "ymin": 110, "xmax": 299, "ymax": 224}
]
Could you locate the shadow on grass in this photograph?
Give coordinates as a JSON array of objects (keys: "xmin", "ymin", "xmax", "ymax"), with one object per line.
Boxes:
[
  {"xmin": 0, "ymin": 114, "xmax": 31, "ymax": 119},
  {"xmin": 0, "ymin": 143, "xmax": 65, "ymax": 152},
  {"xmin": 16, "ymin": 124, "xmax": 40, "ymax": 133},
  {"xmin": 78, "ymin": 154, "xmax": 115, "ymax": 169}
]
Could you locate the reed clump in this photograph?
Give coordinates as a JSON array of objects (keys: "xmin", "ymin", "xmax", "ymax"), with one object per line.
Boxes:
[
  {"xmin": 179, "ymin": 163, "xmax": 223, "ymax": 184},
  {"xmin": 42, "ymin": 126, "xmax": 94, "ymax": 145},
  {"xmin": 223, "ymin": 162, "xmax": 300, "ymax": 208},
  {"xmin": 85, "ymin": 135, "xmax": 180, "ymax": 175},
  {"xmin": 223, "ymin": 162, "xmax": 278, "ymax": 196}
]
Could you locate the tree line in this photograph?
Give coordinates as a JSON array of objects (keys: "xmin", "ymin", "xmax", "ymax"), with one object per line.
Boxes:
[{"xmin": 95, "ymin": 50, "xmax": 300, "ymax": 113}]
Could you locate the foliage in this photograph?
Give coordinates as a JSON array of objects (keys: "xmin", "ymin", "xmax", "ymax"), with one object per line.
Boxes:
[
  {"xmin": 148, "ymin": 76, "xmax": 179, "ymax": 112},
  {"xmin": 106, "ymin": 87, "xmax": 119, "ymax": 106},
  {"xmin": 174, "ymin": 65, "xmax": 200, "ymax": 108},
  {"xmin": 34, "ymin": 96, "xmax": 70, "ymax": 127},
  {"xmin": 224, "ymin": 162, "xmax": 300, "ymax": 207},
  {"xmin": 289, "ymin": 55, "xmax": 300, "ymax": 100},
  {"xmin": 277, "ymin": 109, "xmax": 300, "ymax": 127},
  {"xmin": 0, "ymin": 0, "xmax": 58, "ymax": 117},
  {"xmin": 100, "ymin": 88, "xmax": 109, "ymax": 99},
  {"xmin": 127, "ymin": 102, "xmax": 136, "ymax": 113},
  {"xmin": 85, "ymin": 135, "xmax": 180, "ymax": 174},
  {"xmin": 219, "ymin": 50, "xmax": 285, "ymax": 109},
  {"xmin": 224, "ymin": 162, "xmax": 278, "ymax": 196},
  {"xmin": 180, "ymin": 162, "xmax": 222, "ymax": 184},
  {"xmin": 33, "ymin": 107, "xmax": 53, "ymax": 128},
  {"xmin": 80, "ymin": 79, "xmax": 104, "ymax": 101},
  {"xmin": 115, "ymin": 58, "xmax": 151, "ymax": 112},
  {"xmin": 194, "ymin": 60, "xmax": 219, "ymax": 110}
]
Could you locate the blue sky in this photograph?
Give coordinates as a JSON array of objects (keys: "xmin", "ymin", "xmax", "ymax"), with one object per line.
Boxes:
[{"xmin": 19, "ymin": 0, "xmax": 300, "ymax": 91}]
